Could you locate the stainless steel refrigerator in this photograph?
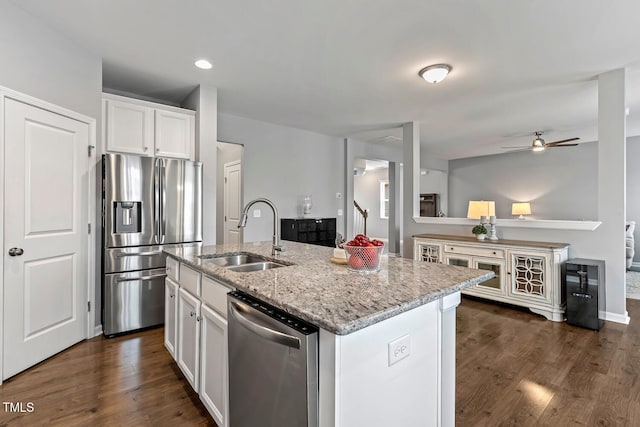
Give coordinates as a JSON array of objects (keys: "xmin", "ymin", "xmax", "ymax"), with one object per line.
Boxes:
[{"xmin": 102, "ymin": 153, "xmax": 202, "ymax": 336}]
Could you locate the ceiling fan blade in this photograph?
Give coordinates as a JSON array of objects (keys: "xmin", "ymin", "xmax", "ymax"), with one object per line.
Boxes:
[
  {"xmin": 545, "ymin": 137, "xmax": 580, "ymax": 146},
  {"xmin": 547, "ymin": 143, "xmax": 579, "ymax": 147}
]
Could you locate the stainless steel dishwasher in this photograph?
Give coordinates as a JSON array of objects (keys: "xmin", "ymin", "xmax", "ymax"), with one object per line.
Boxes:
[{"xmin": 227, "ymin": 291, "xmax": 318, "ymax": 427}]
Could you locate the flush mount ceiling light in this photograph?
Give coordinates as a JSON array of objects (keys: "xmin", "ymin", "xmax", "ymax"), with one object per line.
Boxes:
[
  {"xmin": 419, "ymin": 64, "xmax": 452, "ymax": 84},
  {"xmin": 194, "ymin": 59, "xmax": 213, "ymax": 70}
]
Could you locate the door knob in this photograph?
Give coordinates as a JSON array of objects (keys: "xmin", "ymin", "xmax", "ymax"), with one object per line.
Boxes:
[{"xmin": 8, "ymin": 247, "xmax": 24, "ymax": 256}]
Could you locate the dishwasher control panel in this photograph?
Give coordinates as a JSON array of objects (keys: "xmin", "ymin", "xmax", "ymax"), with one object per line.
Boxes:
[{"xmin": 229, "ymin": 291, "xmax": 318, "ymax": 335}]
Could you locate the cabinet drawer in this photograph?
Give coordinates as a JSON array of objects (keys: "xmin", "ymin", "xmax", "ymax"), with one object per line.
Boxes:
[
  {"xmin": 201, "ymin": 275, "xmax": 234, "ymax": 318},
  {"xmin": 180, "ymin": 264, "xmax": 201, "ymax": 297},
  {"xmin": 166, "ymin": 256, "xmax": 180, "ymax": 282},
  {"xmin": 444, "ymin": 244, "xmax": 504, "ymax": 259}
]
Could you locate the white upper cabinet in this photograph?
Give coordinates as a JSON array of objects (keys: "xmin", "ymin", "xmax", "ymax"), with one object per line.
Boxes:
[
  {"xmin": 155, "ymin": 109, "xmax": 194, "ymax": 159},
  {"xmin": 103, "ymin": 93, "xmax": 195, "ymax": 160}
]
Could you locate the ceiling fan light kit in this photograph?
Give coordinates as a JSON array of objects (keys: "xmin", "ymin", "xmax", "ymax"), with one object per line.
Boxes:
[{"xmin": 419, "ymin": 64, "xmax": 452, "ymax": 84}]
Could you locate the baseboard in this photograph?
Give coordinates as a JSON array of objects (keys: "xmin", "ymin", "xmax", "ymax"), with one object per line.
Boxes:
[
  {"xmin": 604, "ymin": 311, "xmax": 630, "ymax": 325},
  {"xmin": 631, "ymin": 262, "xmax": 640, "ymax": 272},
  {"xmin": 93, "ymin": 324, "xmax": 103, "ymax": 337}
]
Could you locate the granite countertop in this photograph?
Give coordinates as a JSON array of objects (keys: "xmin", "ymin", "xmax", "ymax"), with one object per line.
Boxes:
[
  {"xmin": 164, "ymin": 241, "xmax": 494, "ymax": 335},
  {"xmin": 413, "ymin": 233, "xmax": 570, "ymax": 249}
]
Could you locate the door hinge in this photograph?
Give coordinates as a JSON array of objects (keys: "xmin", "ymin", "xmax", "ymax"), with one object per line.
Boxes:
[
  {"xmin": 88, "ymin": 223, "xmax": 91, "ymax": 234},
  {"xmin": 88, "ymin": 301, "xmax": 91, "ymax": 312},
  {"xmin": 88, "ymin": 145, "xmax": 95, "ymax": 157},
  {"xmin": 224, "ymin": 177, "xmax": 227, "ymax": 183},
  {"xmin": 224, "ymin": 215, "xmax": 227, "ymax": 222}
]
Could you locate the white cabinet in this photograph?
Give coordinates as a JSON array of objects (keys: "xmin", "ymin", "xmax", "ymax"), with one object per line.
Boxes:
[
  {"xmin": 104, "ymin": 98, "xmax": 154, "ymax": 155},
  {"xmin": 164, "ymin": 278, "xmax": 179, "ymax": 360},
  {"xmin": 200, "ymin": 304, "xmax": 229, "ymax": 427},
  {"xmin": 155, "ymin": 109, "xmax": 194, "ymax": 159},
  {"xmin": 414, "ymin": 234, "xmax": 569, "ymax": 321},
  {"xmin": 165, "ymin": 256, "xmax": 233, "ymax": 424},
  {"xmin": 178, "ymin": 287, "xmax": 201, "ymax": 391},
  {"xmin": 103, "ymin": 93, "xmax": 195, "ymax": 159}
]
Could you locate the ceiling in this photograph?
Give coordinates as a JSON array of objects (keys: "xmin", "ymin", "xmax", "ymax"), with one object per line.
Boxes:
[{"xmin": 14, "ymin": 0, "xmax": 640, "ymax": 159}]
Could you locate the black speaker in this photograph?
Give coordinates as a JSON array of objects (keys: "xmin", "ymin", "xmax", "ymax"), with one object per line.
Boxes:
[{"xmin": 563, "ymin": 259, "xmax": 605, "ymax": 330}]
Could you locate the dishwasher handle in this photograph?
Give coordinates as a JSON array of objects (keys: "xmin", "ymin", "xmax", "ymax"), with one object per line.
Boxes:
[{"xmin": 229, "ymin": 300, "xmax": 301, "ymax": 349}]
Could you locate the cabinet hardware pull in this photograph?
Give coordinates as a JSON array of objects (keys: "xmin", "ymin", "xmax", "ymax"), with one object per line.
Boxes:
[
  {"xmin": 170, "ymin": 294, "xmax": 174, "ymax": 298},
  {"xmin": 196, "ymin": 316, "xmax": 201, "ymax": 322},
  {"xmin": 190, "ymin": 311, "xmax": 195, "ymax": 317}
]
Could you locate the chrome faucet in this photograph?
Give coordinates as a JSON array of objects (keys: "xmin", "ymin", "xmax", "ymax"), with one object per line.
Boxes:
[{"xmin": 238, "ymin": 198, "xmax": 284, "ymax": 256}]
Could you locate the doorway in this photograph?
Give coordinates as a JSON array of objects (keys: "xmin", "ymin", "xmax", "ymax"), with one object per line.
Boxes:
[{"xmin": 216, "ymin": 141, "xmax": 244, "ymax": 244}]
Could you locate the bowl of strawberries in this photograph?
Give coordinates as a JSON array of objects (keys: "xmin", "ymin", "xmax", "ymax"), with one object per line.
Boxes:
[{"xmin": 343, "ymin": 234, "xmax": 385, "ymax": 273}]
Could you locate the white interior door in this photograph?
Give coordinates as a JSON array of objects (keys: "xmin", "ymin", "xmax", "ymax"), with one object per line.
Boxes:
[
  {"xmin": 224, "ymin": 161, "xmax": 242, "ymax": 244},
  {"xmin": 3, "ymin": 98, "xmax": 88, "ymax": 379}
]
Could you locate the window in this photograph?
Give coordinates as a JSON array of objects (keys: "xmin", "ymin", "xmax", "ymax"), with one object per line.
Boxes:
[{"xmin": 380, "ymin": 180, "xmax": 389, "ymax": 219}]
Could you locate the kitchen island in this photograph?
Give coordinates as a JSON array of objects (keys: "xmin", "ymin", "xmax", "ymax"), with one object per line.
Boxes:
[{"xmin": 164, "ymin": 241, "xmax": 493, "ymax": 427}]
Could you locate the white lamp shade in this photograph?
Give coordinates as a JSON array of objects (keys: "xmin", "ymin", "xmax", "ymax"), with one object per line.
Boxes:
[
  {"xmin": 512, "ymin": 202, "xmax": 532, "ymax": 216},
  {"xmin": 467, "ymin": 201, "xmax": 496, "ymax": 219}
]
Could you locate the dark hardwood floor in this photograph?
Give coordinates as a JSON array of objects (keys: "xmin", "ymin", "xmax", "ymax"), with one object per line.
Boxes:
[
  {"xmin": 0, "ymin": 328, "xmax": 214, "ymax": 426},
  {"xmin": 457, "ymin": 297, "xmax": 640, "ymax": 426},
  {"xmin": 1, "ymin": 299, "xmax": 639, "ymax": 426}
]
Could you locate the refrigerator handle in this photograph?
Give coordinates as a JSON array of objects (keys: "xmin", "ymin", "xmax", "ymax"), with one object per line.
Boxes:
[
  {"xmin": 161, "ymin": 158, "xmax": 166, "ymax": 244},
  {"xmin": 154, "ymin": 157, "xmax": 161, "ymax": 244}
]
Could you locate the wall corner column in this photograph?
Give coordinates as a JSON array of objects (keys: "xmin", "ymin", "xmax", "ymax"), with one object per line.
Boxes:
[{"xmin": 598, "ymin": 68, "xmax": 628, "ymax": 321}]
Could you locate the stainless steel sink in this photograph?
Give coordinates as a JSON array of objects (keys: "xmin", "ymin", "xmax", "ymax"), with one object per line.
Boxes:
[
  {"xmin": 198, "ymin": 252, "xmax": 291, "ymax": 272},
  {"xmin": 227, "ymin": 262, "xmax": 286, "ymax": 273},
  {"xmin": 198, "ymin": 252, "xmax": 269, "ymax": 266}
]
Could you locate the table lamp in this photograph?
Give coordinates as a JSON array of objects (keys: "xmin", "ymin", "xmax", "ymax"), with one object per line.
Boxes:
[{"xmin": 512, "ymin": 202, "xmax": 531, "ymax": 220}]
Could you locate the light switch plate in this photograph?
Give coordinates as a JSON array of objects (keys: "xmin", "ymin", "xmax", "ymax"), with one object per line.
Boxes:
[
  {"xmin": 253, "ymin": 209, "xmax": 261, "ymax": 218},
  {"xmin": 388, "ymin": 334, "xmax": 411, "ymax": 366}
]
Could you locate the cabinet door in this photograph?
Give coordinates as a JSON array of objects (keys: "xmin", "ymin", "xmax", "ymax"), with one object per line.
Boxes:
[
  {"xmin": 470, "ymin": 257, "xmax": 507, "ymax": 297},
  {"xmin": 444, "ymin": 254, "xmax": 471, "ymax": 268},
  {"xmin": 164, "ymin": 278, "xmax": 179, "ymax": 360},
  {"xmin": 155, "ymin": 109, "xmax": 194, "ymax": 159},
  {"xmin": 508, "ymin": 250, "xmax": 551, "ymax": 303},
  {"xmin": 200, "ymin": 305, "xmax": 229, "ymax": 427},
  {"xmin": 105, "ymin": 99, "xmax": 154, "ymax": 155},
  {"xmin": 415, "ymin": 242, "xmax": 443, "ymax": 263},
  {"xmin": 178, "ymin": 288, "xmax": 201, "ymax": 391}
]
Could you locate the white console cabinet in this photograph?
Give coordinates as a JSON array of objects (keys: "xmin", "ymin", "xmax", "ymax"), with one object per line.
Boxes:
[
  {"xmin": 414, "ymin": 234, "xmax": 569, "ymax": 321},
  {"xmin": 103, "ymin": 93, "xmax": 195, "ymax": 159}
]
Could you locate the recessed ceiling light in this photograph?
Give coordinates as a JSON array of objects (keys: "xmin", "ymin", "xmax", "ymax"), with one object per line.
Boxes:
[
  {"xmin": 419, "ymin": 64, "xmax": 452, "ymax": 84},
  {"xmin": 194, "ymin": 59, "xmax": 213, "ymax": 70}
]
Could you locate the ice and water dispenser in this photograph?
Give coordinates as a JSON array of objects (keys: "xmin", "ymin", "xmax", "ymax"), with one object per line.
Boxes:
[
  {"xmin": 563, "ymin": 258, "xmax": 605, "ymax": 330},
  {"xmin": 114, "ymin": 201, "xmax": 142, "ymax": 233}
]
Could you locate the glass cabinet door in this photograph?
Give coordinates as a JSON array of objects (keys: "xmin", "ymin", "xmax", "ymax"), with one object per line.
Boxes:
[
  {"xmin": 444, "ymin": 255, "xmax": 471, "ymax": 268},
  {"xmin": 473, "ymin": 258, "xmax": 506, "ymax": 295}
]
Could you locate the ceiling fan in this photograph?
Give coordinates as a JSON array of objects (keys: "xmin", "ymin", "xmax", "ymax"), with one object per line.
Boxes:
[{"xmin": 502, "ymin": 131, "xmax": 580, "ymax": 152}]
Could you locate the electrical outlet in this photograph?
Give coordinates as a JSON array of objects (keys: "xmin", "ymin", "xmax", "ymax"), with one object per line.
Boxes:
[
  {"xmin": 253, "ymin": 209, "xmax": 261, "ymax": 218},
  {"xmin": 388, "ymin": 335, "xmax": 411, "ymax": 366},
  {"xmin": 336, "ymin": 192, "xmax": 342, "ymax": 199},
  {"xmin": 337, "ymin": 209, "xmax": 343, "ymax": 216}
]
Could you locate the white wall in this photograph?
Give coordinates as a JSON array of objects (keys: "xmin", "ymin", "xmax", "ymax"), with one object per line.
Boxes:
[
  {"xmin": 218, "ymin": 113, "xmax": 344, "ymax": 243},
  {"xmin": 0, "ymin": 0, "xmax": 103, "ymax": 326},
  {"xmin": 216, "ymin": 142, "xmax": 243, "ymax": 244},
  {"xmin": 353, "ymin": 167, "xmax": 389, "ymax": 239},
  {"xmin": 447, "ymin": 141, "xmax": 598, "ymax": 219}
]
